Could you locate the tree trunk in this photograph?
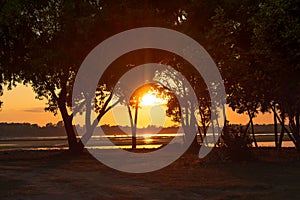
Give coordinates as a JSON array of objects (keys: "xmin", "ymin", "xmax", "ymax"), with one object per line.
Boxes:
[
  {"xmin": 184, "ymin": 135, "xmax": 200, "ymax": 156},
  {"xmin": 278, "ymin": 113, "xmax": 285, "ymax": 150},
  {"xmin": 132, "ymin": 101, "xmax": 139, "ymax": 149},
  {"xmin": 211, "ymin": 118, "xmax": 216, "ymax": 146},
  {"xmin": 247, "ymin": 109, "xmax": 258, "ymax": 148},
  {"xmin": 242, "ymin": 122, "xmax": 251, "ymax": 139},
  {"xmin": 198, "ymin": 126, "xmax": 203, "ymax": 144},
  {"xmin": 182, "ymin": 120, "xmax": 200, "ymax": 156},
  {"xmin": 296, "ymin": 110, "xmax": 300, "ymax": 148},
  {"xmin": 274, "ymin": 108, "xmax": 278, "ymax": 149},
  {"xmin": 127, "ymin": 104, "xmax": 137, "ymax": 150},
  {"xmin": 250, "ymin": 117, "xmax": 258, "ymax": 148},
  {"xmin": 59, "ymin": 104, "xmax": 83, "ymax": 153},
  {"xmin": 288, "ymin": 111, "xmax": 300, "ymax": 151}
]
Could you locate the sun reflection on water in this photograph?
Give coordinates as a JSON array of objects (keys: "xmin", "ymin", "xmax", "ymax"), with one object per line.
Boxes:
[{"xmin": 142, "ymin": 134, "xmax": 154, "ymax": 144}]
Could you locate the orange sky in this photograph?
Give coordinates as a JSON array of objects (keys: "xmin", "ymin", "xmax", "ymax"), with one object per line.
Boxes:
[{"xmin": 0, "ymin": 84, "xmax": 273, "ymax": 127}]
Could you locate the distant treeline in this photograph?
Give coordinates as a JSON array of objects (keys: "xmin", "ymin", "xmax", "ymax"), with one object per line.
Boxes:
[
  {"xmin": 229, "ymin": 124, "xmax": 289, "ymax": 134},
  {"xmin": 0, "ymin": 122, "xmax": 66, "ymax": 137},
  {"xmin": 252, "ymin": 124, "xmax": 286, "ymax": 134},
  {"xmin": 0, "ymin": 122, "xmax": 285, "ymax": 138},
  {"xmin": 0, "ymin": 122, "xmax": 180, "ymax": 138}
]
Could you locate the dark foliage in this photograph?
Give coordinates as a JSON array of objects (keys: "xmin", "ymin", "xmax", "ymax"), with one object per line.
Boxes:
[{"xmin": 219, "ymin": 121, "xmax": 253, "ymax": 161}]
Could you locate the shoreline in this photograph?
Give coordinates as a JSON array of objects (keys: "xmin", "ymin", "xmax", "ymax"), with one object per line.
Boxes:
[{"xmin": 0, "ymin": 147, "xmax": 298, "ymax": 162}]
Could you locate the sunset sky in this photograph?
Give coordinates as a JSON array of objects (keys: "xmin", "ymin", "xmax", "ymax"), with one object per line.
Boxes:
[{"xmin": 0, "ymin": 84, "xmax": 273, "ymax": 127}]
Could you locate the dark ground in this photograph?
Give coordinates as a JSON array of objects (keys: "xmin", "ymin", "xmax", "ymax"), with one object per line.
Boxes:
[{"xmin": 0, "ymin": 148, "xmax": 300, "ymax": 200}]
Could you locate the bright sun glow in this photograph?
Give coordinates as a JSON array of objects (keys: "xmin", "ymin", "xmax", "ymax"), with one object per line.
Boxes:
[{"xmin": 140, "ymin": 93, "xmax": 166, "ymax": 106}]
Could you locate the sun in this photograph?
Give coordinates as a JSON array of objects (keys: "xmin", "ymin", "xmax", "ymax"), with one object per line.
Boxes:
[{"xmin": 140, "ymin": 93, "xmax": 166, "ymax": 106}]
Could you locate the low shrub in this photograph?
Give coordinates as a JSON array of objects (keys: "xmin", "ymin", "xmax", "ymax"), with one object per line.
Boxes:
[{"xmin": 218, "ymin": 121, "xmax": 253, "ymax": 161}]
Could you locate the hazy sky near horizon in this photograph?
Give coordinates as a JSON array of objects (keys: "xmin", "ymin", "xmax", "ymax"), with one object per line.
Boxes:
[{"xmin": 0, "ymin": 84, "xmax": 273, "ymax": 126}]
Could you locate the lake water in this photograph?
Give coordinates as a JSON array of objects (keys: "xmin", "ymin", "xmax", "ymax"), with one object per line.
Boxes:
[
  {"xmin": 0, "ymin": 133, "xmax": 295, "ymax": 151},
  {"xmin": 0, "ymin": 134, "xmax": 182, "ymax": 151}
]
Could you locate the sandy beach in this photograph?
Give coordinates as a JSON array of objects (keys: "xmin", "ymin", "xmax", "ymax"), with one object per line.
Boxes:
[{"xmin": 1, "ymin": 148, "xmax": 300, "ymax": 200}]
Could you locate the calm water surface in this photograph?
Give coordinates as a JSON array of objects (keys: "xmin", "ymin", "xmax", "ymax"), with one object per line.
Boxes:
[{"xmin": 0, "ymin": 133, "xmax": 295, "ymax": 151}]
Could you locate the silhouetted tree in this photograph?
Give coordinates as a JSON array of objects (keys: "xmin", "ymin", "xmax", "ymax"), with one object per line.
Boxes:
[
  {"xmin": 250, "ymin": 0, "xmax": 300, "ymax": 150},
  {"xmin": 156, "ymin": 57, "xmax": 212, "ymax": 154},
  {"xmin": 205, "ymin": 0, "xmax": 300, "ymax": 150},
  {"xmin": 2, "ymin": 0, "xmax": 299, "ymax": 154},
  {"xmin": 0, "ymin": 0, "xmax": 187, "ymax": 152},
  {"xmin": 0, "ymin": 0, "xmax": 39, "ymax": 107},
  {"xmin": 205, "ymin": 3, "xmax": 262, "ymax": 148}
]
